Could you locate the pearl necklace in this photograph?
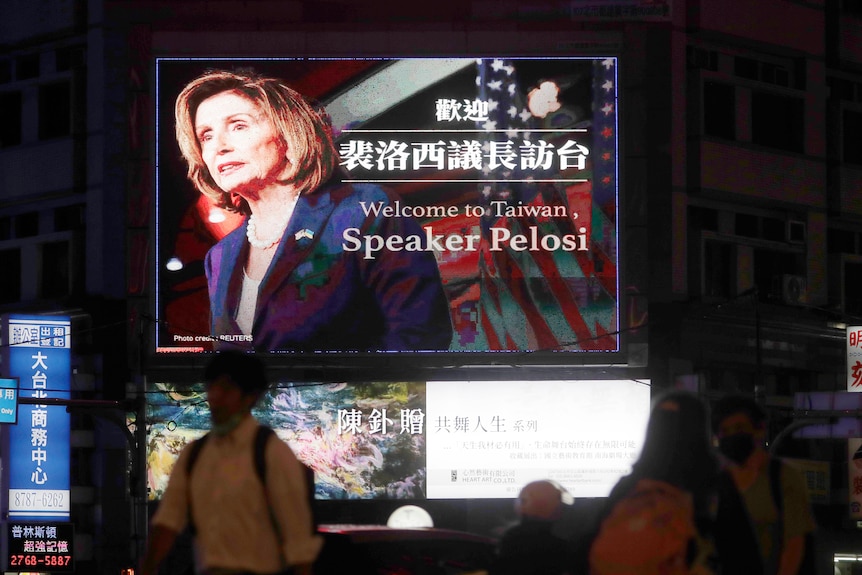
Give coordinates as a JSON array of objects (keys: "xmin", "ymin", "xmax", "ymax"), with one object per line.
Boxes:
[{"xmin": 246, "ymin": 212, "xmax": 290, "ymax": 250}]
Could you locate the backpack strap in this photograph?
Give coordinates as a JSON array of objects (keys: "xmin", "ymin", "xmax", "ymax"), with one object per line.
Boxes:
[
  {"xmin": 767, "ymin": 457, "xmax": 785, "ymax": 570},
  {"xmin": 252, "ymin": 426, "xmax": 288, "ymax": 569}
]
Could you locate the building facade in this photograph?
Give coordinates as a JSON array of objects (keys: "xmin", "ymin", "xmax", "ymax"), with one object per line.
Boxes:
[{"xmin": 0, "ymin": 0, "xmax": 860, "ymax": 572}]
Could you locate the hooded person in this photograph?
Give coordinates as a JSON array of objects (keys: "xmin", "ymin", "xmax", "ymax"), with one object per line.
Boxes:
[{"xmin": 489, "ymin": 480, "xmax": 573, "ymax": 575}]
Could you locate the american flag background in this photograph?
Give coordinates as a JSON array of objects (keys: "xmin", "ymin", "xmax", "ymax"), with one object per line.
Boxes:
[{"xmin": 455, "ymin": 58, "xmax": 619, "ymax": 352}]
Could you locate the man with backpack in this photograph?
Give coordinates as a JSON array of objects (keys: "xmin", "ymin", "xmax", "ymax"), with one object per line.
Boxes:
[
  {"xmin": 712, "ymin": 394, "xmax": 816, "ymax": 575},
  {"xmin": 140, "ymin": 351, "xmax": 320, "ymax": 575}
]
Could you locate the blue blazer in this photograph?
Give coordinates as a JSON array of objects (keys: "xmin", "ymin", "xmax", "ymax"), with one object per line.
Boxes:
[{"xmin": 204, "ymin": 180, "xmax": 454, "ymax": 352}]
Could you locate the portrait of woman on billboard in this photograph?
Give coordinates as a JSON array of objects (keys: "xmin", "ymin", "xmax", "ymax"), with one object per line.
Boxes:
[
  {"xmin": 171, "ymin": 68, "xmax": 453, "ymax": 352},
  {"xmin": 156, "ymin": 58, "xmax": 620, "ymax": 356}
]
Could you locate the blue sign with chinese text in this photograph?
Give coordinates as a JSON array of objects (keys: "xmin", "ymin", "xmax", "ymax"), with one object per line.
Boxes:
[
  {"xmin": 0, "ymin": 379, "xmax": 18, "ymax": 424},
  {"xmin": 2, "ymin": 315, "xmax": 71, "ymax": 520}
]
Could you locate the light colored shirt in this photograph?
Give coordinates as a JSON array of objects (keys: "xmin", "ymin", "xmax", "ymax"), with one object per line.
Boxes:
[
  {"xmin": 151, "ymin": 416, "xmax": 322, "ymax": 572},
  {"xmin": 743, "ymin": 458, "xmax": 815, "ymax": 575},
  {"xmin": 236, "ymin": 271, "xmax": 261, "ymax": 336}
]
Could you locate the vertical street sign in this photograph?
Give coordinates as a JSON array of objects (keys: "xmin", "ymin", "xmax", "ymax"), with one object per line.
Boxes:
[
  {"xmin": 1, "ymin": 314, "xmax": 71, "ymax": 520},
  {"xmin": 847, "ymin": 326, "xmax": 862, "ymax": 391}
]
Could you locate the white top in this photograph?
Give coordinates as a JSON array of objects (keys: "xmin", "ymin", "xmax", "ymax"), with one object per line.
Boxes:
[
  {"xmin": 236, "ymin": 271, "xmax": 261, "ymax": 336},
  {"xmin": 151, "ymin": 416, "xmax": 322, "ymax": 572}
]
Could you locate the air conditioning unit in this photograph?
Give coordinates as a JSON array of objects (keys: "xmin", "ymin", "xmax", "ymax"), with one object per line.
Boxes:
[
  {"xmin": 779, "ymin": 274, "xmax": 808, "ymax": 305},
  {"xmin": 786, "ymin": 220, "xmax": 806, "ymax": 244}
]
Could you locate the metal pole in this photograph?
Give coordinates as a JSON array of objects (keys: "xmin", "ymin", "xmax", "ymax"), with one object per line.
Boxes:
[{"xmin": 134, "ymin": 374, "xmax": 149, "ymax": 569}]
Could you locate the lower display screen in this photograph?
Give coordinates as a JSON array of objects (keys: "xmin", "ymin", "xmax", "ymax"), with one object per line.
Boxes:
[{"xmin": 145, "ymin": 379, "xmax": 650, "ymax": 500}]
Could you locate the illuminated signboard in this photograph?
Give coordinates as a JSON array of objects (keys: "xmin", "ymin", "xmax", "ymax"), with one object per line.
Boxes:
[
  {"xmin": 154, "ymin": 57, "xmax": 621, "ymax": 360},
  {"xmin": 146, "ymin": 378, "xmax": 649, "ymax": 500},
  {"xmin": 2, "ymin": 521, "xmax": 74, "ymax": 572},
  {"xmin": 1, "ymin": 314, "xmax": 71, "ymax": 520},
  {"xmin": 0, "ymin": 378, "xmax": 18, "ymax": 424},
  {"xmin": 848, "ymin": 326, "xmax": 862, "ymax": 391},
  {"xmin": 425, "ymin": 379, "xmax": 649, "ymax": 498}
]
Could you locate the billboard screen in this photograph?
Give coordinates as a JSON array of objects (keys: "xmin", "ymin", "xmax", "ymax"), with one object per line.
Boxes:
[
  {"xmin": 155, "ymin": 57, "xmax": 620, "ymax": 359},
  {"xmin": 146, "ymin": 378, "xmax": 649, "ymax": 501}
]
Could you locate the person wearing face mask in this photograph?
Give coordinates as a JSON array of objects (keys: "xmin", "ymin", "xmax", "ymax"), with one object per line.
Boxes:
[
  {"xmin": 140, "ymin": 351, "xmax": 320, "ymax": 575},
  {"xmin": 711, "ymin": 394, "xmax": 816, "ymax": 575},
  {"xmin": 572, "ymin": 390, "xmax": 762, "ymax": 575}
]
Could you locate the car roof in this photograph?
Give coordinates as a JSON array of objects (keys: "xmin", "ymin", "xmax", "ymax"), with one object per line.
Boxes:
[{"xmin": 317, "ymin": 524, "xmax": 496, "ymax": 544}]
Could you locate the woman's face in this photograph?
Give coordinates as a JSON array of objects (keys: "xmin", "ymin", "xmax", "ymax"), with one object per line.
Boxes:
[{"xmin": 194, "ymin": 90, "xmax": 291, "ymax": 199}]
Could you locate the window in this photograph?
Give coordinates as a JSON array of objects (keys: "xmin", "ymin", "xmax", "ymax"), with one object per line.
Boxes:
[
  {"xmin": 733, "ymin": 55, "xmax": 796, "ymax": 88},
  {"xmin": 844, "ymin": 109, "xmax": 862, "ymax": 165},
  {"xmin": 845, "ymin": 261, "xmax": 862, "ymax": 316},
  {"xmin": 829, "ymin": 77, "xmax": 857, "ymax": 101},
  {"xmin": 761, "ymin": 63, "xmax": 789, "ymax": 87},
  {"xmin": 686, "ymin": 47, "xmax": 718, "ymax": 71},
  {"xmin": 844, "ymin": 0, "xmax": 862, "ymax": 17},
  {"xmin": 15, "ymin": 54, "xmax": 39, "ymax": 80},
  {"xmin": 704, "ymin": 240, "xmax": 734, "ymax": 298},
  {"xmin": 38, "ymin": 81, "xmax": 71, "ymax": 139},
  {"xmin": 735, "ymin": 57, "xmax": 759, "ymax": 81},
  {"xmin": 703, "ymin": 81, "xmax": 735, "ymax": 140},
  {"xmin": 688, "ymin": 206, "xmax": 718, "ymax": 232},
  {"xmin": 0, "ymin": 60, "xmax": 10, "ymax": 84},
  {"xmin": 0, "ymin": 91, "xmax": 22, "ymax": 147},
  {"xmin": 40, "ymin": 241, "xmax": 70, "ymax": 298},
  {"xmin": 734, "ymin": 212, "xmax": 800, "ymax": 243},
  {"xmin": 735, "ymin": 213, "xmax": 759, "ymax": 238},
  {"xmin": 828, "ymin": 228, "xmax": 857, "ymax": 254},
  {"xmin": 762, "ymin": 217, "xmax": 785, "ymax": 242},
  {"xmin": 14, "ymin": 213, "xmax": 38, "ymax": 238},
  {"xmin": 751, "ymin": 91, "xmax": 804, "ymax": 153},
  {"xmin": 55, "ymin": 46, "xmax": 85, "ymax": 72},
  {"xmin": 54, "ymin": 205, "xmax": 84, "ymax": 232},
  {"xmin": 0, "ymin": 248, "xmax": 21, "ymax": 304}
]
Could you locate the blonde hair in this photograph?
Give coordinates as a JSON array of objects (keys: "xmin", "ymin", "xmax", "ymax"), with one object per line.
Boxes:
[{"xmin": 174, "ymin": 68, "xmax": 339, "ymax": 214}]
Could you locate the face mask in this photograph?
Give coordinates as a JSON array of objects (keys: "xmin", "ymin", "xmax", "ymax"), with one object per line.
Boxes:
[
  {"xmin": 211, "ymin": 412, "xmax": 245, "ymax": 436},
  {"xmin": 718, "ymin": 432, "xmax": 755, "ymax": 464}
]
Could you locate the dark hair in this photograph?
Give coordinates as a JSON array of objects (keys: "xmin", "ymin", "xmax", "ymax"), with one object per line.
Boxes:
[
  {"xmin": 710, "ymin": 393, "xmax": 766, "ymax": 434},
  {"xmin": 204, "ymin": 351, "xmax": 269, "ymax": 396},
  {"xmin": 632, "ymin": 389, "xmax": 719, "ymax": 493}
]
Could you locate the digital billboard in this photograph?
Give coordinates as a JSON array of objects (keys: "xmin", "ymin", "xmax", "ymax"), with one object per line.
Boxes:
[
  {"xmin": 146, "ymin": 379, "xmax": 649, "ymax": 500},
  {"xmin": 155, "ymin": 57, "xmax": 621, "ymax": 360}
]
